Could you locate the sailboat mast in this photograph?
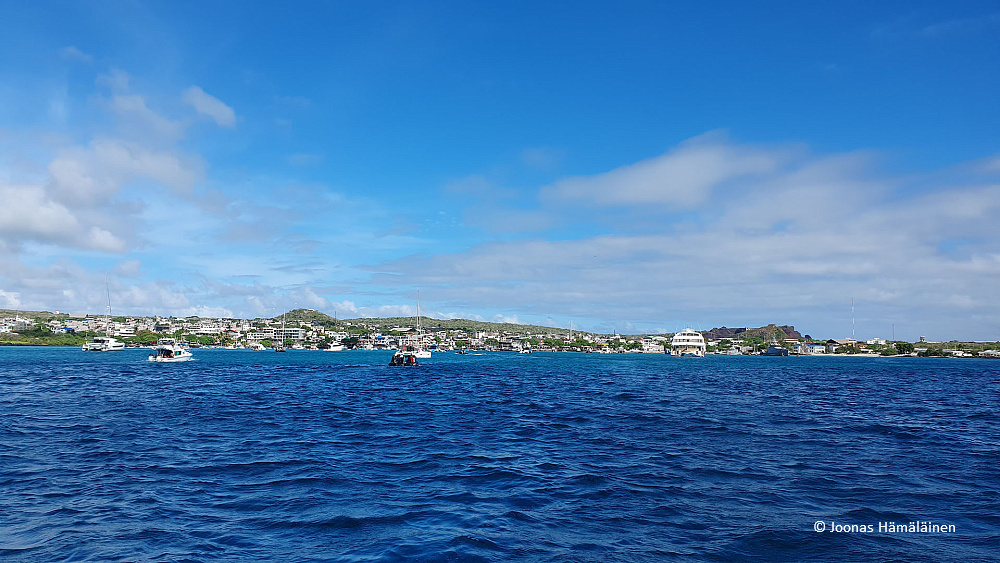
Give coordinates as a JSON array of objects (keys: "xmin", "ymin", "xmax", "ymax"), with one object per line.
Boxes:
[{"xmin": 105, "ymin": 274, "xmax": 112, "ymax": 338}]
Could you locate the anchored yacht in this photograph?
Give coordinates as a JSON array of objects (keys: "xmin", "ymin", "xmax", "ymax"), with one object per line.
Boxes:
[
  {"xmin": 148, "ymin": 339, "xmax": 194, "ymax": 362},
  {"xmin": 82, "ymin": 335, "xmax": 125, "ymax": 352},
  {"xmin": 82, "ymin": 276, "xmax": 125, "ymax": 352},
  {"xmin": 670, "ymin": 329, "xmax": 706, "ymax": 357}
]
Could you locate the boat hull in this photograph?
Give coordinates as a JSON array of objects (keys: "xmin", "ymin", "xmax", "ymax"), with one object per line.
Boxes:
[{"xmin": 147, "ymin": 355, "xmax": 194, "ymax": 362}]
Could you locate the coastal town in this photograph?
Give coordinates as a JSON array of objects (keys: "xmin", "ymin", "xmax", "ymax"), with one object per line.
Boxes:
[{"xmin": 1, "ymin": 308, "xmax": 997, "ymax": 358}]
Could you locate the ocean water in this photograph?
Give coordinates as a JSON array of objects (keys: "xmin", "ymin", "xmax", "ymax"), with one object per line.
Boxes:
[{"xmin": 1, "ymin": 347, "xmax": 998, "ymax": 562}]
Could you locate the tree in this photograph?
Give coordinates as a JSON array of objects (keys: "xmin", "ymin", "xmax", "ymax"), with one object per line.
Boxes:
[
  {"xmin": 261, "ymin": 339, "xmax": 273, "ymax": 348},
  {"xmin": 894, "ymin": 342, "xmax": 915, "ymax": 354},
  {"xmin": 131, "ymin": 331, "xmax": 159, "ymax": 345},
  {"xmin": 741, "ymin": 336, "xmax": 765, "ymax": 353}
]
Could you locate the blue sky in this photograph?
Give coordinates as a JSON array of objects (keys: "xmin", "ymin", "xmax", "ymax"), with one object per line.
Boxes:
[{"xmin": 1, "ymin": 1, "xmax": 999, "ymax": 340}]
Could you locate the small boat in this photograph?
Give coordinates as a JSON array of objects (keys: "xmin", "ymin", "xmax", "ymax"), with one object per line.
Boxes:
[
  {"xmin": 389, "ymin": 347, "xmax": 419, "ymax": 366},
  {"xmin": 82, "ymin": 335, "xmax": 126, "ymax": 352},
  {"xmin": 325, "ymin": 344, "xmax": 345, "ymax": 351},
  {"xmin": 519, "ymin": 347, "xmax": 532, "ymax": 354},
  {"xmin": 148, "ymin": 339, "xmax": 194, "ymax": 362}
]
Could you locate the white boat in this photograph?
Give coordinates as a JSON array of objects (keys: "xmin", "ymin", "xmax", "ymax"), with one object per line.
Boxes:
[
  {"xmin": 411, "ymin": 291, "xmax": 431, "ymax": 359},
  {"xmin": 83, "ymin": 276, "xmax": 125, "ymax": 352},
  {"xmin": 670, "ymin": 329, "xmax": 706, "ymax": 357},
  {"xmin": 389, "ymin": 347, "xmax": 420, "ymax": 366},
  {"xmin": 82, "ymin": 335, "xmax": 126, "ymax": 352},
  {"xmin": 325, "ymin": 344, "xmax": 345, "ymax": 351},
  {"xmin": 248, "ymin": 342, "xmax": 266, "ymax": 351},
  {"xmin": 148, "ymin": 339, "xmax": 194, "ymax": 362}
]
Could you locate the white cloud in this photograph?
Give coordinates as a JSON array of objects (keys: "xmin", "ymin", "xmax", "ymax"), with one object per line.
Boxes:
[
  {"xmin": 919, "ymin": 12, "xmax": 1000, "ymax": 38},
  {"xmin": 113, "ymin": 259, "xmax": 142, "ymax": 278},
  {"xmin": 290, "ymin": 286, "xmax": 330, "ymax": 309},
  {"xmin": 330, "ymin": 300, "xmax": 360, "ymax": 315},
  {"xmin": 49, "ymin": 139, "xmax": 202, "ymax": 204},
  {"xmin": 59, "ymin": 46, "xmax": 93, "ymax": 63},
  {"xmin": 375, "ymin": 304, "xmax": 416, "ymax": 317},
  {"xmin": 97, "ymin": 69, "xmax": 130, "ymax": 93},
  {"xmin": 110, "ymin": 94, "xmax": 185, "ymax": 141},
  {"xmin": 180, "ymin": 305, "xmax": 235, "ymax": 318},
  {"xmin": 542, "ymin": 133, "xmax": 785, "ymax": 208},
  {"xmin": 0, "ymin": 289, "xmax": 21, "ymax": 309},
  {"xmin": 0, "ymin": 183, "xmax": 125, "ymax": 251},
  {"xmin": 182, "ymin": 86, "xmax": 236, "ymax": 128},
  {"xmin": 521, "ymin": 147, "xmax": 565, "ymax": 171}
]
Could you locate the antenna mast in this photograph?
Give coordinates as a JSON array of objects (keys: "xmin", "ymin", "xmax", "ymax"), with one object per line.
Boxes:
[
  {"xmin": 851, "ymin": 298, "xmax": 855, "ymax": 341},
  {"xmin": 105, "ymin": 273, "xmax": 112, "ymax": 338}
]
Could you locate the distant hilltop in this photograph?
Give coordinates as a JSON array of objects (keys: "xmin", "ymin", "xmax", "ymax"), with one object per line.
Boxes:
[
  {"xmin": 702, "ymin": 324, "xmax": 804, "ymax": 341},
  {"xmin": 277, "ymin": 309, "xmax": 587, "ymax": 336}
]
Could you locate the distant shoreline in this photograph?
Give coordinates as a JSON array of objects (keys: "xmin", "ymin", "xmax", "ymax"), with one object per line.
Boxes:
[{"xmin": 2, "ymin": 344, "xmax": 992, "ymax": 359}]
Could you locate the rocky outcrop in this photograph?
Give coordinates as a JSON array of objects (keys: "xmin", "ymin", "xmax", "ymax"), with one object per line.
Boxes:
[{"xmin": 703, "ymin": 324, "xmax": 802, "ymax": 340}]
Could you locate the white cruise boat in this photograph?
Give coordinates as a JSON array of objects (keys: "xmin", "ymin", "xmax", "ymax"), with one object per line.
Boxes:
[
  {"xmin": 148, "ymin": 339, "xmax": 194, "ymax": 362},
  {"xmin": 82, "ymin": 335, "xmax": 126, "ymax": 352},
  {"xmin": 670, "ymin": 329, "xmax": 706, "ymax": 357}
]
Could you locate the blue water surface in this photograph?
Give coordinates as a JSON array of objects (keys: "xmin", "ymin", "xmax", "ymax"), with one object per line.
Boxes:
[{"xmin": 1, "ymin": 347, "xmax": 998, "ymax": 562}]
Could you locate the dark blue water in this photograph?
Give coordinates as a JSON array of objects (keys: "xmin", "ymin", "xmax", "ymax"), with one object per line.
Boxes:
[{"xmin": 1, "ymin": 348, "xmax": 998, "ymax": 562}]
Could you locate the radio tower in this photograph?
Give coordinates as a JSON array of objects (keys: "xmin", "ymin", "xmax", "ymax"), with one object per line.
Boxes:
[{"xmin": 851, "ymin": 298, "xmax": 855, "ymax": 341}]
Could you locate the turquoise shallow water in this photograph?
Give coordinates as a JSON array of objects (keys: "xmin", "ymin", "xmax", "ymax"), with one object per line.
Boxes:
[{"xmin": 1, "ymin": 347, "xmax": 998, "ymax": 561}]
